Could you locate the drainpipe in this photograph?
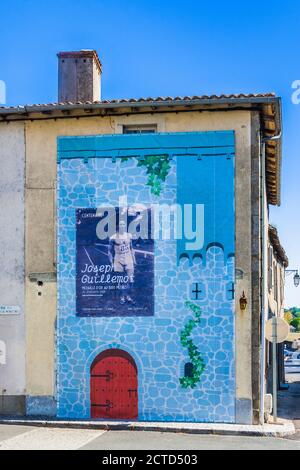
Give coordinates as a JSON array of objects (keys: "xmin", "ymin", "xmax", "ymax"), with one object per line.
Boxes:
[
  {"xmin": 263, "ymin": 133, "xmax": 281, "ymax": 142},
  {"xmin": 259, "ymin": 136, "xmax": 267, "ymax": 425}
]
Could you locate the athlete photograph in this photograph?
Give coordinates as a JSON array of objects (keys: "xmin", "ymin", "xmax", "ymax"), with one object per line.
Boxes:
[{"xmin": 108, "ymin": 219, "xmax": 136, "ymax": 306}]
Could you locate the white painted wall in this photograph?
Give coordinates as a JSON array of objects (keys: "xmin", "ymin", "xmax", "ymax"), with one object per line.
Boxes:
[{"xmin": 0, "ymin": 122, "xmax": 25, "ymax": 395}]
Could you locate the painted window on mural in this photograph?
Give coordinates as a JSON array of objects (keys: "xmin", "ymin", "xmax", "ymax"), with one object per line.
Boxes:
[
  {"xmin": 76, "ymin": 206, "xmax": 154, "ymax": 317},
  {"xmin": 184, "ymin": 362, "xmax": 194, "ymax": 378}
]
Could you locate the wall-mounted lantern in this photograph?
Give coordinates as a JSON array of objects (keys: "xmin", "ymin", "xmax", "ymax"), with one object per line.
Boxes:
[
  {"xmin": 240, "ymin": 292, "xmax": 248, "ymax": 311},
  {"xmin": 285, "ymin": 269, "xmax": 300, "ymax": 288}
]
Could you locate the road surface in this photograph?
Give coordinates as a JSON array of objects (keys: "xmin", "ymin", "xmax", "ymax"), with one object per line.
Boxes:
[
  {"xmin": 0, "ymin": 425, "xmax": 298, "ymax": 450},
  {"xmin": 0, "ymin": 366, "xmax": 298, "ymax": 450}
]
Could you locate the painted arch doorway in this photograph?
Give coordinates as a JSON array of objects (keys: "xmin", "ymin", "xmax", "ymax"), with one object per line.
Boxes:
[{"xmin": 90, "ymin": 349, "xmax": 138, "ymax": 420}]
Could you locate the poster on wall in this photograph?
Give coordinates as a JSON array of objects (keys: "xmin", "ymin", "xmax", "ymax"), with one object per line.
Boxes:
[{"xmin": 76, "ymin": 206, "xmax": 154, "ymax": 317}]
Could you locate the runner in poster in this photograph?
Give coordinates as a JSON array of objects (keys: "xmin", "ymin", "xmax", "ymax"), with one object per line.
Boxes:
[{"xmin": 108, "ymin": 220, "xmax": 136, "ymax": 305}]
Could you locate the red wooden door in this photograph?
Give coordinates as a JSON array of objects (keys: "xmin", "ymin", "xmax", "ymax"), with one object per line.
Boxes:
[{"xmin": 90, "ymin": 349, "xmax": 138, "ymax": 420}]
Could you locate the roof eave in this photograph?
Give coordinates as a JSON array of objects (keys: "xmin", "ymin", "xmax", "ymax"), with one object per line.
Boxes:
[
  {"xmin": 0, "ymin": 95, "xmax": 281, "ymax": 116},
  {"xmin": 269, "ymin": 225, "xmax": 289, "ymax": 268},
  {"xmin": 0, "ymin": 95, "xmax": 282, "ymax": 206}
]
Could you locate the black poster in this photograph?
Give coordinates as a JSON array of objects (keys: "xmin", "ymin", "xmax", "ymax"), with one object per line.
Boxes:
[{"xmin": 76, "ymin": 207, "xmax": 154, "ymax": 317}]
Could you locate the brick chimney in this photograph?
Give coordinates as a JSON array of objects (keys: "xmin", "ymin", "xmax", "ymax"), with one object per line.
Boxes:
[{"xmin": 58, "ymin": 50, "xmax": 102, "ymax": 103}]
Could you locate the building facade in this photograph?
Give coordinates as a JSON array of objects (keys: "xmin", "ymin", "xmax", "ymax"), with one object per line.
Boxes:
[
  {"xmin": 267, "ymin": 225, "xmax": 289, "ymax": 391},
  {"xmin": 0, "ymin": 50, "xmax": 285, "ymax": 424},
  {"xmin": 268, "ymin": 225, "xmax": 288, "ymax": 320}
]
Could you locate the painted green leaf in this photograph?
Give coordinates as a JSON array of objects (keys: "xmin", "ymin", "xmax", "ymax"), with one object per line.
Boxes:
[{"xmin": 120, "ymin": 155, "xmax": 171, "ymax": 196}]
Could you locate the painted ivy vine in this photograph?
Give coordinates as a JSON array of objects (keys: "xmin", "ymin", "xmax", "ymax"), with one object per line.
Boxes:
[
  {"xmin": 180, "ymin": 301, "xmax": 206, "ymax": 389},
  {"xmin": 122, "ymin": 155, "xmax": 171, "ymax": 196}
]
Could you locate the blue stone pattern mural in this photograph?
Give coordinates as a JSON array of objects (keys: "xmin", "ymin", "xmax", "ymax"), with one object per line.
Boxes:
[{"xmin": 57, "ymin": 132, "xmax": 236, "ymax": 423}]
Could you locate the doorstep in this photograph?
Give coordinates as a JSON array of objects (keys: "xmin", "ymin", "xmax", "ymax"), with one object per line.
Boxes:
[{"xmin": 0, "ymin": 417, "xmax": 295, "ymax": 437}]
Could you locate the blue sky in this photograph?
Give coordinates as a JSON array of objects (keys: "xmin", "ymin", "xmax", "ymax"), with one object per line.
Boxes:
[{"xmin": 0, "ymin": 0, "xmax": 299, "ymax": 306}]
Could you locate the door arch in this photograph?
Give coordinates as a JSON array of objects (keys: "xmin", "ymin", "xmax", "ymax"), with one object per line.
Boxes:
[{"xmin": 90, "ymin": 349, "xmax": 138, "ymax": 420}]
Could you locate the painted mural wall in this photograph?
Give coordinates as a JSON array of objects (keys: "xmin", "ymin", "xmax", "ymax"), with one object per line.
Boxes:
[{"xmin": 57, "ymin": 132, "xmax": 236, "ymax": 423}]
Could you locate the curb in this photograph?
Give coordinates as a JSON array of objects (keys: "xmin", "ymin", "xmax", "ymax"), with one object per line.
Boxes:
[{"xmin": 0, "ymin": 418, "xmax": 295, "ymax": 438}]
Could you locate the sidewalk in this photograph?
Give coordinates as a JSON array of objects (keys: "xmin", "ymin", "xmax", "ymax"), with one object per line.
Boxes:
[
  {"xmin": 0, "ymin": 417, "xmax": 295, "ymax": 438},
  {"xmin": 278, "ymin": 379, "xmax": 300, "ymax": 440}
]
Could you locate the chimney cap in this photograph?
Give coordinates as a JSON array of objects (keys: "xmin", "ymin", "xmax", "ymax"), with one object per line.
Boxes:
[{"xmin": 57, "ymin": 50, "xmax": 102, "ymax": 72}]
